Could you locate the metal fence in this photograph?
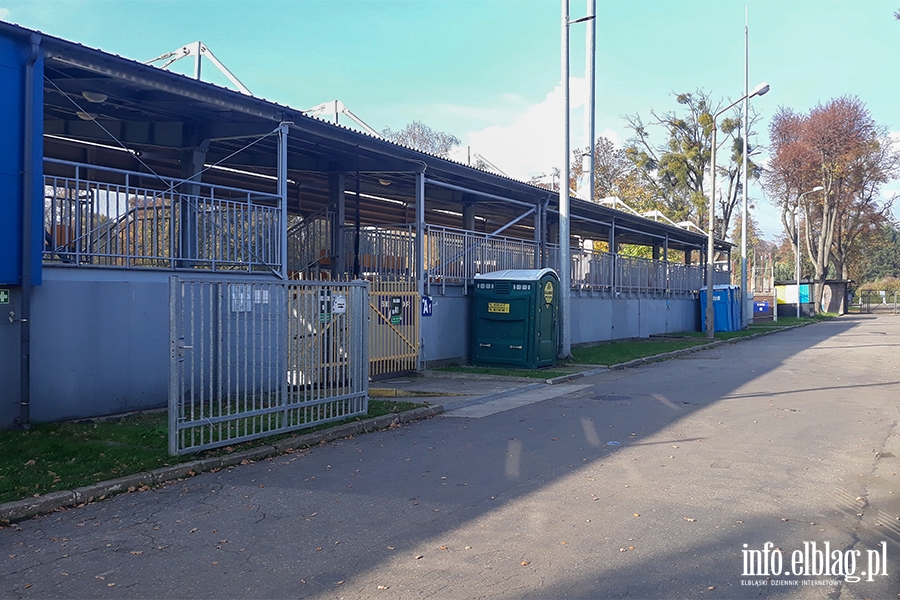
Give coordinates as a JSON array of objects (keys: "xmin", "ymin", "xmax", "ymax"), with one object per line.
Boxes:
[
  {"xmin": 44, "ymin": 159, "xmax": 282, "ymax": 273},
  {"xmin": 168, "ymin": 276, "xmax": 368, "ymax": 455},
  {"xmin": 853, "ymin": 290, "xmax": 900, "ymax": 314}
]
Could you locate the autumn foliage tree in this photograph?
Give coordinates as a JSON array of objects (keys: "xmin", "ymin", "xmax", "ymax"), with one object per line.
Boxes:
[{"xmin": 763, "ymin": 96, "xmax": 898, "ymax": 307}]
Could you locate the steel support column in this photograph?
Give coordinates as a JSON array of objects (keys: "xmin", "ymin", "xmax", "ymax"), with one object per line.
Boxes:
[
  {"xmin": 277, "ymin": 122, "xmax": 289, "ymax": 279},
  {"xmin": 179, "ymin": 148, "xmax": 205, "ymax": 268},
  {"xmin": 329, "ymin": 172, "xmax": 345, "ymax": 278},
  {"xmin": 415, "ymin": 171, "xmax": 425, "ymax": 298}
]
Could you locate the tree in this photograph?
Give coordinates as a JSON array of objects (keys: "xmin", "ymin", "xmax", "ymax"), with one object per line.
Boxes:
[
  {"xmin": 572, "ymin": 137, "xmax": 630, "ymax": 198},
  {"xmin": 571, "ymin": 136, "xmax": 658, "ymax": 212},
  {"xmin": 763, "ymin": 96, "xmax": 899, "ymax": 308},
  {"xmin": 381, "ymin": 121, "xmax": 460, "ymax": 157},
  {"xmin": 623, "ymin": 89, "xmax": 764, "ymax": 238},
  {"xmin": 856, "ymin": 223, "xmax": 900, "ymax": 283}
]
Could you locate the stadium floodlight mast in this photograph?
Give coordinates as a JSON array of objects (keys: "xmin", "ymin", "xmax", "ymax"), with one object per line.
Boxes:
[
  {"xmin": 705, "ymin": 81, "xmax": 770, "ymax": 339},
  {"xmin": 559, "ymin": 0, "xmax": 595, "ymax": 358},
  {"xmin": 794, "ymin": 186, "xmax": 824, "ymax": 318}
]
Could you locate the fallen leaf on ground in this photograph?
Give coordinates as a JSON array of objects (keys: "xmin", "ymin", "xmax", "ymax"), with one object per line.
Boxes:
[{"xmin": 521, "ymin": 560, "xmax": 530, "ymax": 566}]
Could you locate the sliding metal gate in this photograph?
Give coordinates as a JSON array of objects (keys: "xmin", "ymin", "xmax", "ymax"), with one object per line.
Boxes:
[{"xmin": 169, "ymin": 276, "xmax": 369, "ymax": 455}]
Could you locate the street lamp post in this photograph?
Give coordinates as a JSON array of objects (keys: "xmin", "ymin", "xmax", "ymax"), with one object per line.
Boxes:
[
  {"xmin": 794, "ymin": 186, "xmax": 824, "ymax": 318},
  {"xmin": 706, "ymin": 81, "xmax": 769, "ymax": 339}
]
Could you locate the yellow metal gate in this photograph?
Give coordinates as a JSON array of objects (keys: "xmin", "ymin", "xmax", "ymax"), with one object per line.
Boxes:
[{"xmin": 368, "ymin": 278, "xmax": 420, "ymax": 378}]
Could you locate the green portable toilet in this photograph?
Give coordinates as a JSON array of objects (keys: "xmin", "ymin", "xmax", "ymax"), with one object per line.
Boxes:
[{"xmin": 471, "ymin": 268, "xmax": 559, "ymax": 369}]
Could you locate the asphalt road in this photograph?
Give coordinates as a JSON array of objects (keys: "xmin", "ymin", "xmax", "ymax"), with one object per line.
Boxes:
[{"xmin": 2, "ymin": 315, "xmax": 899, "ymax": 600}]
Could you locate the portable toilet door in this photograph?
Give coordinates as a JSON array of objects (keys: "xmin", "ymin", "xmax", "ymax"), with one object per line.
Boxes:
[{"xmin": 534, "ymin": 270, "xmax": 559, "ymax": 366}]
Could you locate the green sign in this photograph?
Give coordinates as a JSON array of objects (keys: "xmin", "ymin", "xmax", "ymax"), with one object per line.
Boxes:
[
  {"xmin": 390, "ymin": 296, "xmax": 402, "ymax": 325},
  {"xmin": 319, "ymin": 291, "xmax": 332, "ymax": 323},
  {"xmin": 0, "ymin": 289, "xmax": 8, "ymax": 304}
]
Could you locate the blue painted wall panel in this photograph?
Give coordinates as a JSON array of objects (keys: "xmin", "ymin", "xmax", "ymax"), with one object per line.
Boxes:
[{"xmin": 0, "ymin": 33, "xmax": 43, "ymax": 285}]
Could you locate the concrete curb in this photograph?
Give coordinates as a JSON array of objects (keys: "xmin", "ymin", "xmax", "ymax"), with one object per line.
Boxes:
[
  {"xmin": 420, "ymin": 371, "xmax": 540, "ymax": 383},
  {"xmin": 607, "ymin": 322, "xmax": 811, "ymax": 370},
  {"xmin": 545, "ymin": 367, "xmax": 608, "ymax": 385},
  {"xmin": 369, "ymin": 388, "xmax": 466, "ymax": 398},
  {"xmin": 0, "ymin": 404, "xmax": 444, "ymax": 524}
]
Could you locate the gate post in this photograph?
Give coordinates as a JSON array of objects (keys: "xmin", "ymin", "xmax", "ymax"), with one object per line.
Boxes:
[{"xmin": 167, "ymin": 276, "xmax": 179, "ymax": 456}]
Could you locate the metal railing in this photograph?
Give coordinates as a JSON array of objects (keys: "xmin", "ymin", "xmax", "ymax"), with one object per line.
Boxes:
[
  {"xmin": 287, "ymin": 207, "xmax": 332, "ymax": 278},
  {"xmin": 671, "ymin": 264, "xmax": 706, "ymax": 293},
  {"xmin": 565, "ymin": 247, "xmax": 706, "ymax": 296},
  {"xmin": 424, "ymin": 224, "xmax": 539, "ymax": 293},
  {"xmin": 284, "ymin": 218, "xmax": 721, "ymax": 297},
  {"xmin": 713, "ymin": 268, "xmax": 732, "ymax": 286},
  {"xmin": 571, "ymin": 248, "xmax": 615, "ymax": 291},
  {"xmin": 343, "ymin": 224, "xmax": 415, "ymax": 278},
  {"xmin": 44, "ymin": 159, "xmax": 282, "ymax": 273}
]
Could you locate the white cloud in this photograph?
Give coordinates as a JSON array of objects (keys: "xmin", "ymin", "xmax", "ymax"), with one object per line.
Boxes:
[
  {"xmin": 449, "ymin": 77, "xmax": 589, "ymax": 181},
  {"xmin": 0, "ymin": 8, "xmax": 11, "ymax": 20}
]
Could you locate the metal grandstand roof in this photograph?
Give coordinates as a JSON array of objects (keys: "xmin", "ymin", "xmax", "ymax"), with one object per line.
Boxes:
[{"xmin": 1, "ymin": 20, "xmax": 730, "ymax": 254}]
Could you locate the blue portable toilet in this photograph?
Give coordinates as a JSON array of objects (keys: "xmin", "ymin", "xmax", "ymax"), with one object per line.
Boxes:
[
  {"xmin": 730, "ymin": 286, "xmax": 742, "ymax": 330},
  {"xmin": 699, "ymin": 285, "xmax": 739, "ymax": 332}
]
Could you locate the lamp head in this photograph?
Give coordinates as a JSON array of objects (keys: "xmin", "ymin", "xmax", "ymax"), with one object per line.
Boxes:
[
  {"xmin": 750, "ymin": 82, "xmax": 770, "ymax": 98},
  {"xmin": 82, "ymin": 91, "xmax": 108, "ymax": 103}
]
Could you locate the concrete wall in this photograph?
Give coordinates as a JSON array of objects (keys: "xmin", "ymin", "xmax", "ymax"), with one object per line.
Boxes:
[
  {"xmin": 0, "ymin": 267, "xmax": 280, "ymax": 428},
  {"xmin": 420, "ymin": 289, "xmax": 700, "ymax": 366},
  {"xmin": 571, "ymin": 295, "xmax": 699, "ymax": 345},
  {"xmin": 420, "ymin": 289, "xmax": 470, "ymax": 366},
  {"xmin": 2, "ymin": 272, "xmax": 702, "ymax": 427}
]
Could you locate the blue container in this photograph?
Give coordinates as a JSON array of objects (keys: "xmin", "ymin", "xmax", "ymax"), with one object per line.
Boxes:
[{"xmin": 699, "ymin": 285, "xmax": 739, "ymax": 332}]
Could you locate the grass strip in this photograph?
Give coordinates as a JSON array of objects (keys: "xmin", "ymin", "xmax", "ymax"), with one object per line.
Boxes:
[
  {"xmin": 0, "ymin": 400, "xmax": 420, "ymax": 505},
  {"xmin": 570, "ymin": 339, "xmax": 710, "ymax": 366}
]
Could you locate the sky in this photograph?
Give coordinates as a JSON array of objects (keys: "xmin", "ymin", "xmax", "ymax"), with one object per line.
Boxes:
[{"xmin": 3, "ymin": 0, "xmax": 900, "ymax": 241}]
